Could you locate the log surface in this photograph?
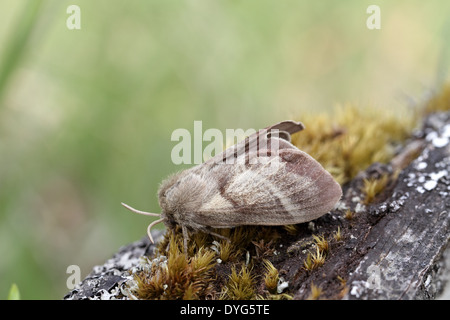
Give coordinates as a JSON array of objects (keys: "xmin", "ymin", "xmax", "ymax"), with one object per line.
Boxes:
[
  {"xmin": 342, "ymin": 111, "xmax": 450, "ymax": 300},
  {"xmin": 64, "ymin": 112, "xmax": 450, "ymax": 300}
]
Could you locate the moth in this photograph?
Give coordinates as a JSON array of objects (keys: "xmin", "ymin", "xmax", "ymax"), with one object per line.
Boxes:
[{"xmin": 122, "ymin": 120, "xmax": 342, "ymax": 253}]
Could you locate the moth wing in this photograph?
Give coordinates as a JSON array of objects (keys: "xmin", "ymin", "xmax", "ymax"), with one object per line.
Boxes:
[
  {"xmin": 194, "ymin": 148, "xmax": 342, "ymax": 228},
  {"xmin": 203, "ymin": 120, "xmax": 305, "ymax": 165},
  {"xmin": 268, "ymin": 120, "xmax": 305, "ymax": 137}
]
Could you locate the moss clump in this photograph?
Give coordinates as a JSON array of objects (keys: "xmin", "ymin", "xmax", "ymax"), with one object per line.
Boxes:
[
  {"xmin": 362, "ymin": 174, "xmax": 390, "ymax": 204},
  {"xmin": 303, "ymin": 233, "xmax": 331, "ymax": 272},
  {"xmin": 307, "ymin": 283, "xmax": 322, "ymax": 300},
  {"xmin": 292, "ymin": 83, "xmax": 450, "ymax": 185},
  {"xmin": 292, "ymin": 104, "xmax": 414, "ymax": 185},
  {"xmin": 221, "ymin": 264, "xmax": 257, "ymax": 300},
  {"xmin": 283, "ymin": 224, "xmax": 299, "ymax": 235},
  {"xmin": 155, "ymin": 225, "xmax": 279, "ymax": 262},
  {"xmin": 262, "ymin": 259, "xmax": 279, "ymax": 293},
  {"xmin": 129, "ymin": 234, "xmax": 216, "ymax": 300},
  {"xmin": 344, "ymin": 209, "xmax": 355, "ymax": 220},
  {"xmin": 303, "ymin": 246, "xmax": 326, "ymax": 271},
  {"xmin": 312, "ymin": 234, "xmax": 329, "ymax": 255},
  {"xmin": 127, "ymin": 225, "xmax": 282, "ymax": 300},
  {"xmin": 333, "ymin": 227, "xmax": 343, "ymax": 242}
]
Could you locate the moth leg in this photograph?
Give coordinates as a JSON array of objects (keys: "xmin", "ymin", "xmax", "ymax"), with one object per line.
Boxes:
[
  {"xmin": 181, "ymin": 225, "xmax": 189, "ymax": 254},
  {"xmin": 201, "ymin": 227, "xmax": 231, "ymax": 243}
]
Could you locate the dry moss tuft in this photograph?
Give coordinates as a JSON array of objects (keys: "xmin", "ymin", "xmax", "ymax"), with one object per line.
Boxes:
[
  {"xmin": 307, "ymin": 283, "xmax": 323, "ymax": 300},
  {"xmin": 312, "ymin": 234, "xmax": 329, "ymax": 256},
  {"xmin": 129, "ymin": 234, "xmax": 216, "ymax": 300},
  {"xmin": 132, "ymin": 225, "xmax": 283, "ymax": 300},
  {"xmin": 303, "ymin": 246, "xmax": 326, "ymax": 271},
  {"xmin": 262, "ymin": 259, "xmax": 279, "ymax": 293},
  {"xmin": 283, "ymin": 224, "xmax": 299, "ymax": 235},
  {"xmin": 362, "ymin": 174, "xmax": 390, "ymax": 204},
  {"xmin": 344, "ymin": 209, "xmax": 355, "ymax": 220},
  {"xmin": 303, "ymin": 234, "xmax": 331, "ymax": 272},
  {"xmin": 333, "ymin": 226, "xmax": 343, "ymax": 242},
  {"xmin": 222, "ymin": 264, "xmax": 257, "ymax": 300},
  {"xmin": 292, "ymin": 104, "xmax": 414, "ymax": 184}
]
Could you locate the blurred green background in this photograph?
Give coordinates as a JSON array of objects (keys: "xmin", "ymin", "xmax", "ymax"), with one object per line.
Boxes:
[{"xmin": 0, "ymin": 0, "xmax": 448, "ymax": 299}]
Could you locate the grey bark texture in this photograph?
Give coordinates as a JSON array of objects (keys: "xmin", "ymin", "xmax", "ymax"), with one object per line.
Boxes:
[
  {"xmin": 342, "ymin": 111, "xmax": 450, "ymax": 300},
  {"xmin": 64, "ymin": 111, "xmax": 450, "ymax": 300}
]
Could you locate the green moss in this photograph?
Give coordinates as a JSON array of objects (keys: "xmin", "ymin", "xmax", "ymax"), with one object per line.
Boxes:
[
  {"xmin": 129, "ymin": 234, "xmax": 216, "ymax": 300},
  {"xmin": 333, "ymin": 227, "xmax": 343, "ymax": 242},
  {"xmin": 362, "ymin": 174, "xmax": 390, "ymax": 204},
  {"xmin": 292, "ymin": 85, "xmax": 450, "ymax": 186},
  {"xmin": 221, "ymin": 264, "xmax": 257, "ymax": 300},
  {"xmin": 307, "ymin": 283, "xmax": 322, "ymax": 300},
  {"xmin": 303, "ymin": 244, "xmax": 327, "ymax": 272},
  {"xmin": 292, "ymin": 104, "xmax": 415, "ymax": 185},
  {"xmin": 262, "ymin": 259, "xmax": 279, "ymax": 293},
  {"xmin": 301, "ymin": 233, "xmax": 333, "ymax": 272},
  {"xmin": 312, "ymin": 234, "xmax": 329, "ymax": 256},
  {"xmin": 129, "ymin": 226, "xmax": 282, "ymax": 300}
]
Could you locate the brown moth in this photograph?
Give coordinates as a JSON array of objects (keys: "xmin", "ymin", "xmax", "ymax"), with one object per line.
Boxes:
[{"xmin": 122, "ymin": 120, "xmax": 342, "ymax": 253}]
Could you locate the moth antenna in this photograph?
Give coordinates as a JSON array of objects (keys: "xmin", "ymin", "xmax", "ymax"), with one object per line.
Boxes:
[
  {"xmin": 121, "ymin": 202, "xmax": 161, "ymax": 217},
  {"xmin": 147, "ymin": 218, "xmax": 164, "ymax": 244}
]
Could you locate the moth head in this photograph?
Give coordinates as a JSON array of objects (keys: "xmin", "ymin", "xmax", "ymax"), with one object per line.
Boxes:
[
  {"xmin": 157, "ymin": 171, "xmax": 182, "ymax": 217},
  {"xmin": 157, "ymin": 171, "xmax": 206, "ymax": 222}
]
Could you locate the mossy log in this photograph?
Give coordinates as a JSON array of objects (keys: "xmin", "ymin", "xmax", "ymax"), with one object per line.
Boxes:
[{"xmin": 64, "ymin": 111, "xmax": 450, "ymax": 300}]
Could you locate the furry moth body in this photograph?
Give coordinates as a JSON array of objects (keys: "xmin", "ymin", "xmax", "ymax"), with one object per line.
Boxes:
[{"xmin": 122, "ymin": 120, "xmax": 342, "ymax": 253}]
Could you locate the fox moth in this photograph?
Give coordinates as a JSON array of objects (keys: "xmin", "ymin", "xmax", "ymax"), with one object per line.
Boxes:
[{"xmin": 122, "ymin": 120, "xmax": 342, "ymax": 253}]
